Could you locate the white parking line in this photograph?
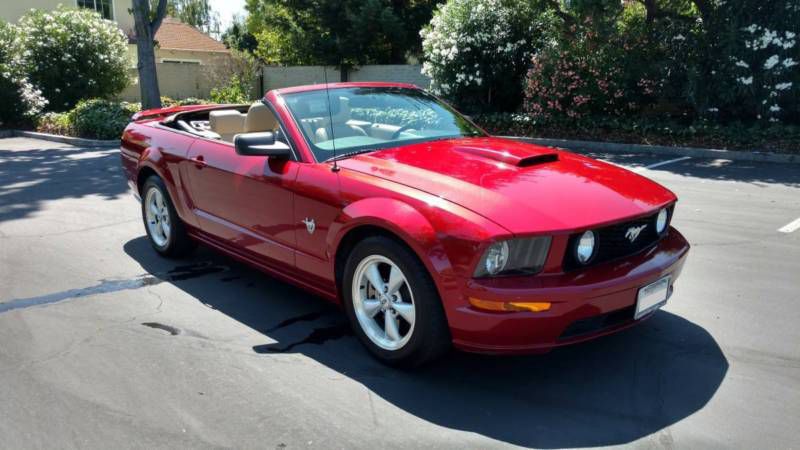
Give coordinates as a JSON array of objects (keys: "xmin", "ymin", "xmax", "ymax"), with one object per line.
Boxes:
[
  {"xmin": 778, "ymin": 217, "xmax": 800, "ymax": 233},
  {"xmin": 643, "ymin": 156, "xmax": 692, "ymax": 170}
]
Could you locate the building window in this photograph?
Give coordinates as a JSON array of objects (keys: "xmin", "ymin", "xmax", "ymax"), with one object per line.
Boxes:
[
  {"xmin": 77, "ymin": 0, "xmax": 114, "ymax": 20},
  {"xmin": 160, "ymin": 58, "xmax": 202, "ymax": 65}
]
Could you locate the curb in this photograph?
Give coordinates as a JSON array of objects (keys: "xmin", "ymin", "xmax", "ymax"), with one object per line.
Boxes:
[
  {"xmin": 506, "ymin": 136, "xmax": 800, "ymax": 164},
  {"xmin": 2, "ymin": 130, "xmax": 119, "ymax": 148}
]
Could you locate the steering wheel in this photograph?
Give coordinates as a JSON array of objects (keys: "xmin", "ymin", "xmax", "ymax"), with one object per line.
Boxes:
[{"xmin": 390, "ymin": 124, "xmax": 416, "ymax": 140}]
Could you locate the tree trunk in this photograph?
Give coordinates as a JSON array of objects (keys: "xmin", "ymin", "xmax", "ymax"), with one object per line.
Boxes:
[
  {"xmin": 132, "ymin": 0, "xmax": 168, "ymax": 110},
  {"xmin": 136, "ymin": 37, "xmax": 161, "ymax": 110}
]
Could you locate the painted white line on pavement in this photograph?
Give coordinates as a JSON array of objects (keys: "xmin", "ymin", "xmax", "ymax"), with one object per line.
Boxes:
[
  {"xmin": 778, "ymin": 217, "xmax": 800, "ymax": 233},
  {"xmin": 643, "ymin": 156, "xmax": 692, "ymax": 170}
]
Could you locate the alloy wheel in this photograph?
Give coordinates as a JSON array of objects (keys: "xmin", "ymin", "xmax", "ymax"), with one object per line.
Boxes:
[
  {"xmin": 144, "ymin": 187, "xmax": 171, "ymax": 248},
  {"xmin": 351, "ymin": 255, "xmax": 416, "ymax": 351}
]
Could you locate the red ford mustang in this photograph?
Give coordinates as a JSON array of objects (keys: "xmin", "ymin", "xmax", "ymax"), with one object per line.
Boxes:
[{"xmin": 120, "ymin": 82, "xmax": 690, "ymax": 366}]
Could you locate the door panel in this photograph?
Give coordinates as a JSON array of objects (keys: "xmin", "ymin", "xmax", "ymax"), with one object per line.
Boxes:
[
  {"xmin": 184, "ymin": 139, "xmax": 299, "ymax": 267},
  {"xmin": 292, "ymin": 164, "xmax": 342, "ymax": 291}
]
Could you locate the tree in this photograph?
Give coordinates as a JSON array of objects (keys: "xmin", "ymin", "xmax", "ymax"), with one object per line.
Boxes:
[
  {"xmin": 246, "ymin": 0, "xmax": 437, "ymax": 71},
  {"xmin": 132, "ymin": 0, "xmax": 168, "ymax": 110},
  {"xmin": 222, "ymin": 15, "xmax": 257, "ymax": 54},
  {"xmin": 167, "ymin": 0, "xmax": 220, "ymax": 37}
]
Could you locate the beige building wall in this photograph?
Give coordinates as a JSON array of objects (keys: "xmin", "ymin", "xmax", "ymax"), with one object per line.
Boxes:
[
  {"xmin": 119, "ymin": 49, "xmax": 236, "ymax": 102},
  {"xmin": 1, "ymin": 0, "xmax": 134, "ymax": 32}
]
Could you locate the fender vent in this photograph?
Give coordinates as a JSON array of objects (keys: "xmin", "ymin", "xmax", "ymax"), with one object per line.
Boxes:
[{"xmin": 517, "ymin": 153, "xmax": 558, "ymax": 167}]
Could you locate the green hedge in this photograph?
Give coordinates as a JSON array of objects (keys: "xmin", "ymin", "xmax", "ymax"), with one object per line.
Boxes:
[
  {"xmin": 68, "ymin": 99, "xmax": 139, "ymax": 140},
  {"xmin": 35, "ymin": 99, "xmax": 138, "ymax": 140},
  {"xmin": 474, "ymin": 113, "xmax": 800, "ymax": 153}
]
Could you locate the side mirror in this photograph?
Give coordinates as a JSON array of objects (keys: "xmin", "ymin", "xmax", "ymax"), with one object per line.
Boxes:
[{"xmin": 234, "ymin": 132, "xmax": 292, "ymax": 159}]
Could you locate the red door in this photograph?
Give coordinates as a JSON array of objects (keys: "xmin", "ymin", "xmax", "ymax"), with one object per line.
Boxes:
[
  {"xmin": 183, "ymin": 139, "xmax": 299, "ymax": 269},
  {"xmin": 292, "ymin": 164, "xmax": 342, "ymax": 293}
]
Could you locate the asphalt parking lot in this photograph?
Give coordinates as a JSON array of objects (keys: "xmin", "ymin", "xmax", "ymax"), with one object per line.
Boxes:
[{"xmin": 1, "ymin": 136, "xmax": 798, "ymax": 449}]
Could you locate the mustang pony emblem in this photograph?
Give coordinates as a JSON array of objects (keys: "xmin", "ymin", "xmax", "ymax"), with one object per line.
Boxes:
[
  {"xmin": 625, "ymin": 224, "xmax": 647, "ymax": 243},
  {"xmin": 302, "ymin": 218, "xmax": 316, "ymax": 235}
]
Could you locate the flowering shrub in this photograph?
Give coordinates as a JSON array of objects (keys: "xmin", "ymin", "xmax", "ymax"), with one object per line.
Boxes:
[
  {"xmin": 420, "ymin": 0, "xmax": 555, "ymax": 112},
  {"xmin": 67, "ymin": 99, "xmax": 139, "ymax": 140},
  {"xmin": 524, "ymin": 7, "xmax": 702, "ymax": 120},
  {"xmin": 0, "ymin": 20, "xmax": 47, "ymax": 123},
  {"xmin": 17, "ymin": 7, "xmax": 129, "ymax": 111},
  {"xmin": 523, "ymin": 24, "xmax": 628, "ymax": 120},
  {"xmin": 713, "ymin": 0, "xmax": 800, "ymax": 123},
  {"xmin": 35, "ymin": 112, "xmax": 72, "ymax": 136}
]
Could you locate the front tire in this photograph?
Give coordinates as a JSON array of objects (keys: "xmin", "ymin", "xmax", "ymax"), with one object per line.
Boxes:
[
  {"xmin": 141, "ymin": 176, "xmax": 195, "ymax": 257},
  {"xmin": 342, "ymin": 236, "xmax": 451, "ymax": 367}
]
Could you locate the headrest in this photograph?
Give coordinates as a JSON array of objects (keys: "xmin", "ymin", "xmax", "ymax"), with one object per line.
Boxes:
[
  {"xmin": 245, "ymin": 102, "xmax": 278, "ymax": 132},
  {"xmin": 332, "ymin": 97, "xmax": 351, "ymax": 120},
  {"xmin": 209, "ymin": 110, "xmax": 245, "ymax": 134},
  {"xmin": 289, "ymin": 95, "xmax": 348, "ymax": 119}
]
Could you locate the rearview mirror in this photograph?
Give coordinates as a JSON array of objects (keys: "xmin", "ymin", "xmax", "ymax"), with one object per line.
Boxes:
[{"xmin": 234, "ymin": 132, "xmax": 292, "ymax": 158}]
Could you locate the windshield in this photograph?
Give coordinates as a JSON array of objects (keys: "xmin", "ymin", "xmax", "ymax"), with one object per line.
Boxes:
[{"xmin": 281, "ymin": 87, "xmax": 485, "ymax": 162}]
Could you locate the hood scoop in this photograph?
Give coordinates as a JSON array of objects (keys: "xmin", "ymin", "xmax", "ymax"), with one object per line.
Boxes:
[
  {"xmin": 454, "ymin": 145, "xmax": 559, "ymax": 167},
  {"xmin": 517, "ymin": 153, "xmax": 559, "ymax": 167}
]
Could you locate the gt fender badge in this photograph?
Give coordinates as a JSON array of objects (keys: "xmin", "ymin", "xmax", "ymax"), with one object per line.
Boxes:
[
  {"xmin": 625, "ymin": 224, "xmax": 647, "ymax": 242},
  {"xmin": 302, "ymin": 218, "xmax": 315, "ymax": 234}
]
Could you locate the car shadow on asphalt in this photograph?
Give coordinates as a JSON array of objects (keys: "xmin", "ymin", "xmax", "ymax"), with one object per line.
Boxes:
[{"xmin": 124, "ymin": 236, "xmax": 728, "ymax": 449}]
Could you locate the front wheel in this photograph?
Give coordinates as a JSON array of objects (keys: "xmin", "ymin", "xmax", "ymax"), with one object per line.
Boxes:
[
  {"xmin": 342, "ymin": 236, "xmax": 450, "ymax": 367},
  {"xmin": 141, "ymin": 176, "xmax": 196, "ymax": 257}
]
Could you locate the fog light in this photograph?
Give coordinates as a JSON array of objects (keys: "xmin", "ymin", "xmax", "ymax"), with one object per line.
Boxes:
[{"xmin": 469, "ymin": 297, "xmax": 551, "ymax": 313}]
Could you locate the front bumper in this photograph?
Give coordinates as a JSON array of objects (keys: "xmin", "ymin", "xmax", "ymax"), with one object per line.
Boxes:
[{"xmin": 447, "ymin": 227, "xmax": 690, "ymax": 354}]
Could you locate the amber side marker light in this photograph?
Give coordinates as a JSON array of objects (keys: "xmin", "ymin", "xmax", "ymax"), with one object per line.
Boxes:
[{"xmin": 469, "ymin": 297, "xmax": 551, "ymax": 313}]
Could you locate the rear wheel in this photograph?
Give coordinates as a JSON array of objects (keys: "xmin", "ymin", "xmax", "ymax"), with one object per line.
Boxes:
[
  {"xmin": 342, "ymin": 236, "xmax": 450, "ymax": 367},
  {"xmin": 141, "ymin": 176, "xmax": 195, "ymax": 257}
]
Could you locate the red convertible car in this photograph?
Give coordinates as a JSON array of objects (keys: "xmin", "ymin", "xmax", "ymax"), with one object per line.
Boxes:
[{"xmin": 120, "ymin": 82, "xmax": 689, "ymax": 366}]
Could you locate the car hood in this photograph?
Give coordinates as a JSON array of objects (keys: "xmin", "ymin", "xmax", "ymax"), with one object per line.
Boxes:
[{"xmin": 337, "ymin": 137, "xmax": 677, "ymax": 234}]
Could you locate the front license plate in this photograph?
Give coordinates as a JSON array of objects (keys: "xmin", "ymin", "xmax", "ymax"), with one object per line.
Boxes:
[{"xmin": 635, "ymin": 276, "xmax": 671, "ymax": 320}]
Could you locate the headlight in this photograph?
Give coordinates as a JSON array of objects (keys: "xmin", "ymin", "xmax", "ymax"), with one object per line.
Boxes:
[
  {"xmin": 655, "ymin": 208, "xmax": 668, "ymax": 234},
  {"xmin": 575, "ymin": 230, "xmax": 596, "ymax": 264},
  {"xmin": 474, "ymin": 237, "xmax": 551, "ymax": 277}
]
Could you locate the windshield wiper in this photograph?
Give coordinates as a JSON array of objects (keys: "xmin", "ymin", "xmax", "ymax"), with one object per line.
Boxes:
[{"xmin": 325, "ymin": 148, "xmax": 378, "ymax": 163}]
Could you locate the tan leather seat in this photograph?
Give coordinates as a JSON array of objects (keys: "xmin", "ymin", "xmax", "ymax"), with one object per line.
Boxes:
[
  {"xmin": 245, "ymin": 102, "xmax": 278, "ymax": 133},
  {"xmin": 315, "ymin": 97, "xmax": 367, "ymax": 142},
  {"xmin": 209, "ymin": 110, "xmax": 245, "ymax": 142}
]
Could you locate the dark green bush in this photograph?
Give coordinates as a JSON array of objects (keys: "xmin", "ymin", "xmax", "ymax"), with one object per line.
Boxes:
[
  {"xmin": 176, "ymin": 97, "xmax": 207, "ymax": 106},
  {"xmin": 210, "ymin": 76, "xmax": 250, "ymax": 104},
  {"xmin": 68, "ymin": 99, "xmax": 139, "ymax": 140}
]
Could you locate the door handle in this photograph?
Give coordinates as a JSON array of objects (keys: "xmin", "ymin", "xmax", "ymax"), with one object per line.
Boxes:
[{"xmin": 191, "ymin": 155, "xmax": 206, "ymax": 169}]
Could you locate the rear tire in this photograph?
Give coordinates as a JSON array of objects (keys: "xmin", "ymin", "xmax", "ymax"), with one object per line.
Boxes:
[
  {"xmin": 141, "ymin": 176, "xmax": 196, "ymax": 258},
  {"xmin": 342, "ymin": 236, "xmax": 451, "ymax": 368}
]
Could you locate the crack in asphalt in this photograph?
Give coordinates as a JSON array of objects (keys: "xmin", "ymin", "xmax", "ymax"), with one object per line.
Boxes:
[
  {"xmin": 0, "ymin": 218, "xmax": 140, "ymax": 239},
  {"xmin": 0, "ymin": 262, "xmax": 229, "ymax": 314}
]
